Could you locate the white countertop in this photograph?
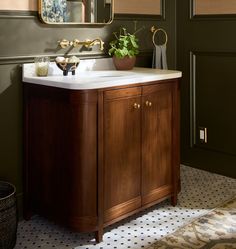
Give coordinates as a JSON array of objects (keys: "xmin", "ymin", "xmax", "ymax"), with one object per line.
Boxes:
[{"xmin": 23, "ymin": 58, "xmax": 182, "ymax": 90}]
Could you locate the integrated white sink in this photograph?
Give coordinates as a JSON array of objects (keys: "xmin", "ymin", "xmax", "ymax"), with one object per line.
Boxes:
[
  {"xmin": 23, "ymin": 58, "xmax": 182, "ymax": 90},
  {"xmin": 76, "ymin": 70, "xmax": 136, "ymax": 78}
]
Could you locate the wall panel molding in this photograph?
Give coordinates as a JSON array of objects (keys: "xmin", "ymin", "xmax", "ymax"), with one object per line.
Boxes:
[
  {"xmin": 0, "ymin": 0, "xmax": 37, "ymax": 11},
  {"xmin": 0, "ymin": 53, "xmax": 105, "ymax": 65},
  {"xmin": 190, "ymin": 0, "xmax": 236, "ymax": 20},
  {"xmin": 0, "ymin": 4, "xmax": 167, "ymax": 21},
  {"xmin": 114, "ymin": 14, "xmax": 164, "ymax": 21},
  {"xmin": 0, "ymin": 50, "xmax": 153, "ymax": 65},
  {"xmin": 194, "ymin": 0, "xmax": 236, "ymax": 15},
  {"xmin": 115, "ymin": 0, "xmax": 161, "ymax": 15},
  {"xmin": 190, "ymin": 50, "xmax": 236, "ymax": 157},
  {"xmin": 189, "ymin": 51, "xmax": 196, "ymax": 148},
  {"xmin": 114, "ymin": 0, "xmax": 165, "ymax": 20},
  {"xmin": 0, "ymin": 10, "xmax": 36, "ymax": 18}
]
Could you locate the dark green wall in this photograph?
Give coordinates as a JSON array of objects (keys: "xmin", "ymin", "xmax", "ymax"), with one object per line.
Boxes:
[
  {"xmin": 177, "ymin": 0, "xmax": 236, "ymax": 178},
  {"xmin": 4, "ymin": 0, "xmax": 236, "ymax": 219},
  {"xmin": 0, "ymin": 0, "xmax": 177, "ymax": 215}
]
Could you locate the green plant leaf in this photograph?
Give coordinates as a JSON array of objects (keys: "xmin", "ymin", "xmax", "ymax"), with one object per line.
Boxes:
[{"xmin": 108, "ymin": 26, "xmax": 140, "ymax": 59}]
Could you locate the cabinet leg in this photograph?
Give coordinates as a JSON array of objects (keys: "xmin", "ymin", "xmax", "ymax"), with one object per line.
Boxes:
[
  {"xmin": 171, "ymin": 194, "xmax": 177, "ymax": 206},
  {"xmin": 95, "ymin": 228, "xmax": 103, "ymax": 243}
]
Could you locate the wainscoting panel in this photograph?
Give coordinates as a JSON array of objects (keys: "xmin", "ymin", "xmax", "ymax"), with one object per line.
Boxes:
[
  {"xmin": 115, "ymin": 0, "xmax": 161, "ymax": 15},
  {"xmin": 193, "ymin": 0, "xmax": 236, "ymax": 15},
  {"xmin": 190, "ymin": 51, "xmax": 236, "ymax": 156},
  {"xmin": 178, "ymin": 0, "xmax": 236, "ymax": 178},
  {"xmin": 190, "ymin": 0, "xmax": 236, "ymax": 19},
  {"xmin": 0, "ymin": 63, "xmax": 23, "ymax": 199}
]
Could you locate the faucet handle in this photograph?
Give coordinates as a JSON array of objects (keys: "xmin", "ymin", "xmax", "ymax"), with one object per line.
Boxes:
[
  {"xmin": 58, "ymin": 39, "xmax": 71, "ymax": 48},
  {"xmin": 72, "ymin": 39, "xmax": 80, "ymax": 47},
  {"xmin": 84, "ymin": 39, "xmax": 92, "ymax": 48}
]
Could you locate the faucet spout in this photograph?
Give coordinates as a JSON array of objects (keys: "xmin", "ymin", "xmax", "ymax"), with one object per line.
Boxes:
[
  {"xmin": 89, "ymin": 38, "xmax": 104, "ymax": 51},
  {"xmin": 72, "ymin": 38, "xmax": 104, "ymax": 51}
]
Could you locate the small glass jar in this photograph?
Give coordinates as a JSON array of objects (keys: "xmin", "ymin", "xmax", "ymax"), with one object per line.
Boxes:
[{"xmin": 34, "ymin": 56, "xmax": 50, "ymax": 77}]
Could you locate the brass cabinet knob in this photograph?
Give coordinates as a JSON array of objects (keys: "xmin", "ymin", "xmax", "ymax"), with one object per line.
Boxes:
[
  {"xmin": 133, "ymin": 103, "xmax": 141, "ymax": 109},
  {"xmin": 145, "ymin": 101, "xmax": 152, "ymax": 107}
]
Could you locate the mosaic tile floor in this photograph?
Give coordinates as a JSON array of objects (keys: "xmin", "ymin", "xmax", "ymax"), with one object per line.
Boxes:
[{"xmin": 15, "ymin": 165, "xmax": 236, "ymax": 249}]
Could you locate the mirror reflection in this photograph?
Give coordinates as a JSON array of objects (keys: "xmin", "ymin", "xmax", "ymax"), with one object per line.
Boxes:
[{"xmin": 39, "ymin": 0, "xmax": 113, "ymax": 24}]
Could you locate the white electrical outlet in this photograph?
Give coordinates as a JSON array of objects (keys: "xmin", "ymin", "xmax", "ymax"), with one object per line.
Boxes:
[
  {"xmin": 200, "ymin": 129, "xmax": 205, "ymax": 140},
  {"xmin": 199, "ymin": 127, "xmax": 207, "ymax": 143}
]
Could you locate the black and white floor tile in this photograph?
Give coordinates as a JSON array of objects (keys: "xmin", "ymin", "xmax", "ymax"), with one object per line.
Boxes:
[{"xmin": 15, "ymin": 165, "xmax": 236, "ymax": 249}]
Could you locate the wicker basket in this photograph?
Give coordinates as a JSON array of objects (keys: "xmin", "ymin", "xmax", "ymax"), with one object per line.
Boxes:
[{"xmin": 0, "ymin": 181, "xmax": 17, "ymax": 249}]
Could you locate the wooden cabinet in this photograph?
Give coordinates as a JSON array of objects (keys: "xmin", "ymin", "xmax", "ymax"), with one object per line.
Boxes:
[
  {"xmin": 103, "ymin": 87, "xmax": 142, "ymax": 223},
  {"xmin": 102, "ymin": 82, "xmax": 179, "ymax": 225},
  {"xmin": 142, "ymin": 83, "xmax": 176, "ymax": 206},
  {"xmin": 23, "ymin": 78, "xmax": 180, "ymax": 242},
  {"xmin": 23, "ymin": 87, "xmax": 99, "ymax": 232}
]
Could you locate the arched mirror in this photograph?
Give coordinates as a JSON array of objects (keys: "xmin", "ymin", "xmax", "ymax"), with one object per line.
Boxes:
[{"xmin": 39, "ymin": 0, "xmax": 114, "ymax": 24}]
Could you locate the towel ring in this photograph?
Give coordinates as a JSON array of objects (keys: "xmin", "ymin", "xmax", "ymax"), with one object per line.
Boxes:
[{"xmin": 151, "ymin": 26, "xmax": 168, "ymax": 46}]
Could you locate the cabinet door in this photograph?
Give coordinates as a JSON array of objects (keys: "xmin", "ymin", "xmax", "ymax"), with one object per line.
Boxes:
[
  {"xmin": 142, "ymin": 83, "xmax": 174, "ymax": 206},
  {"xmin": 103, "ymin": 87, "xmax": 142, "ymax": 223}
]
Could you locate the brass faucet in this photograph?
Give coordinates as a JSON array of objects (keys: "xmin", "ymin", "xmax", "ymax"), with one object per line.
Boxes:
[
  {"xmin": 88, "ymin": 38, "xmax": 105, "ymax": 51},
  {"xmin": 72, "ymin": 38, "xmax": 104, "ymax": 51}
]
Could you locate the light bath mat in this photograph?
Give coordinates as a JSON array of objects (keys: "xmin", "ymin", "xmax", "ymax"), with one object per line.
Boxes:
[{"xmin": 148, "ymin": 197, "xmax": 236, "ymax": 249}]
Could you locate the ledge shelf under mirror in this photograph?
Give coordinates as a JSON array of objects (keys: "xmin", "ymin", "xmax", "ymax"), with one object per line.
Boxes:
[{"xmin": 39, "ymin": 0, "xmax": 114, "ymax": 25}]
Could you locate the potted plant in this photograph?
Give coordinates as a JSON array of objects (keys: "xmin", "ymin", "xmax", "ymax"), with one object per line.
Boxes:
[{"xmin": 108, "ymin": 27, "xmax": 139, "ymax": 70}]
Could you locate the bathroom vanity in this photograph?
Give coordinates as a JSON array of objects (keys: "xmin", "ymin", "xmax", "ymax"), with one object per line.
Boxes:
[{"xmin": 23, "ymin": 59, "xmax": 181, "ymax": 242}]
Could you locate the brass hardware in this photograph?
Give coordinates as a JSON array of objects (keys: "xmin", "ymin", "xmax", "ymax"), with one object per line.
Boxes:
[
  {"xmin": 72, "ymin": 39, "xmax": 81, "ymax": 48},
  {"xmin": 133, "ymin": 103, "xmax": 141, "ymax": 109},
  {"xmin": 72, "ymin": 38, "xmax": 104, "ymax": 51},
  {"xmin": 58, "ymin": 38, "xmax": 104, "ymax": 50},
  {"xmin": 150, "ymin": 26, "xmax": 156, "ymax": 33},
  {"xmin": 58, "ymin": 39, "xmax": 71, "ymax": 48},
  {"xmin": 145, "ymin": 101, "xmax": 152, "ymax": 107},
  {"xmin": 150, "ymin": 26, "xmax": 168, "ymax": 46}
]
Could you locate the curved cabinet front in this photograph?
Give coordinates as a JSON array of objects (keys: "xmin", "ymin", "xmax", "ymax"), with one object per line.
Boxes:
[
  {"xmin": 24, "ymin": 85, "xmax": 98, "ymax": 233},
  {"xmin": 23, "ymin": 78, "xmax": 180, "ymax": 242}
]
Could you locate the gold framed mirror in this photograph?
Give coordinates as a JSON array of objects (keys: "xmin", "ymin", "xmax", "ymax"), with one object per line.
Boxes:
[{"xmin": 39, "ymin": 0, "xmax": 114, "ymax": 25}]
